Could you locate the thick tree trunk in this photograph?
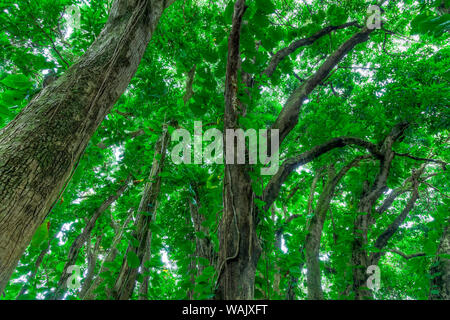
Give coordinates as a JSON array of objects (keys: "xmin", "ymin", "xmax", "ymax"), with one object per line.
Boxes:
[
  {"xmin": 52, "ymin": 179, "xmax": 129, "ymax": 299},
  {"xmin": 113, "ymin": 126, "xmax": 169, "ymax": 300},
  {"xmin": 216, "ymin": 165, "xmax": 261, "ymax": 300},
  {"xmin": 214, "ymin": 0, "xmax": 261, "ymax": 300},
  {"xmin": 0, "ymin": 0, "xmax": 175, "ymax": 293}
]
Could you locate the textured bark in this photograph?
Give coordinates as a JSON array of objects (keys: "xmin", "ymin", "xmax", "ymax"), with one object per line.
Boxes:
[
  {"xmin": 52, "ymin": 179, "xmax": 130, "ymax": 299},
  {"xmin": 82, "ymin": 211, "xmax": 133, "ymax": 300},
  {"xmin": 0, "ymin": 0, "xmax": 175, "ymax": 293},
  {"xmin": 349, "ymin": 123, "xmax": 410, "ymax": 299},
  {"xmin": 113, "ymin": 126, "xmax": 169, "ymax": 300},
  {"xmin": 215, "ymin": 0, "xmax": 262, "ymax": 300},
  {"xmin": 79, "ymin": 234, "xmax": 102, "ymax": 298},
  {"xmin": 429, "ymin": 218, "xmax": 450, "ymax": 300},
  {"xmin": 305, "ymin": 156, "xmax": 367, "ymax": 300},
  {"xmin": 286, "ymin": 173, "xmax": 321, "ymax": 300}
]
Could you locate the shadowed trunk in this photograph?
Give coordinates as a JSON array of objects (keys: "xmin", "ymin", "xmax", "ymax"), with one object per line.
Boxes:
[
  {"xmin": 0, "ymin": 0, "xmax": 175, "ymax": 293},
  {"xmin": 215, "ymin": 0, "xmax": 261, "ymax": 300},
  {"xmin": 430, "ymin": 218, "xmax": 449, "ymax": 300},
  {"xmin": 79, "ymin": 234, "xmax": 102, "ymax": 298},
  {"xmin": 349, "ymin": 122, "xmax": 410, "ymax": 299},
  {"xmin": 52, "ymin": 179, "xmax": 130, "ymax": 299},
  {"xmin": 305, "ymin": 156, "xmax": 367, "ymax": 300},
  {"xmin": 113, "ymin": 125, "xmax": 169, "ymax": 300},
  {"xmin": 82, "ymin": 211, "xmax": 133, "ymax": 300}
]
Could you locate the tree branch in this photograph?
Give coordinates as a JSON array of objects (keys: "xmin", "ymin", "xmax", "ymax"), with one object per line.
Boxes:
[
  {"xmin": 388, "ymin": 249, "xmax": 426, "ymax": 260},
  {"xmin": 271, "ymin": 26, "xmax": 378, "ymax": 147},
  {"xmin": 394, "ymin": 152, "xmax": 448, "ymax": 167},
  {"xmin": 262, "ymin": 21, "xmax": 362, "ymax": 78},
  {"xmin": 262, "ymin": 137, "xmax": 379, "ymax": 211}
]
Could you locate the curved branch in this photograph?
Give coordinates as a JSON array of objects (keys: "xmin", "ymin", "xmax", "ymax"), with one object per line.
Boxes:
[
  {"xmin": 394, "ymin": 152, "xmax": 448, "ymax": 167},
  {"xmin": 388, "ymin": 249, "xmax": 426, "ymax": 260},
  {"xmin": 262, "ymin": 21, "xmax": 362, "ymax": 78},
  {"xmin": 271, "ymin": 26, "xmax": 377, "ymax": 147},
  {"xmin": 262, "ymin": 137, "xmax": 379, "ymax": 211}
]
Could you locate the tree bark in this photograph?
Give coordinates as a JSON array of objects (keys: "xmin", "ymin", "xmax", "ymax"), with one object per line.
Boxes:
[
  {"xmin": 305, "ymin": 156, "xmax": 367, "ymax": 300},
  {"xmin": 348, "ymin": 122, "xmax": 411, "ymax": 299},
  {"xmin": 430, "ymin": 218, "xmax": 450, "ymax": 300},
  {"xmin": 52, "ymin": 179, "xmax": 130, "ymax": 299},
  {"xmin": 79, "ymin": 234, "xmax": 102, "ymax": 298},
  {"xmin": 113, "ymin": 125, "xmax": 169, "ymax": 300},
  {"xmin": 82, "ymin": 211, "xmax": 133, "ymax": 300},
  {"xmin": 0, "ymin": 0, "xmax": 175, "ymax": 293},
  {"xmin": 214, "ymin": 0, "xmax": 262, "ymax": 300}
]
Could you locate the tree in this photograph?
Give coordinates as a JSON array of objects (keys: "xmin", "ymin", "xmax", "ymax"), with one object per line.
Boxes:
[
  {"xmin": 0, "ymin": 0, "xmax": 175, "ymax": 293},
  {"xmin": 0, "ymin": 0, "xmax": 448, "ymax": 301}
]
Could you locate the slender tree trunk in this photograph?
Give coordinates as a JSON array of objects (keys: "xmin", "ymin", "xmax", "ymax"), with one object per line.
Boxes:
[
  {"xmin": 305, "ymin": 157, "xmax": 366, "ymax": 299},
  {"xmin": 113, "ymin": 126, "xmax": 169, "ymax": 300},
  {"xmin": 429, "ymin": 218, "xmax": 449, "ymax": 300},
  {"xmin": 138, "ymin": 229, "xmax": 152, "ymax": 300},
  {"xmin": 186, "ymin": 190, "xmax": 218, "ymax": 299},
  {"xmin": 82, "ymin": 211, "xmax": 133, "ymax": 300},
  {"xmin": 16, "ymin": 240, "xmax": 51, "ymax": 299},
  {"xmin": 79, "ymin": 234, "xmax": 102, "ymax": 298},
  {"xmin": 349, "ymin": 123, "xmax": 409, "ymax": 299},
  {"xmin": 52, "ymin": 180, "xmax": 130, "ymax": 299},
  {"xmin": 0, "ymin": 0, "xmax": 175, "ymax": 293},
  {"xmin": 286, "ymin": 171, "xmax": 321, "ymax": 300},
  {"xmin": 215, "ymin": 0, "xmax": 261, "ymax": 300},
  {"xmin": 273, "ymin": 224, "xmax": 282, "ymax": 297}
]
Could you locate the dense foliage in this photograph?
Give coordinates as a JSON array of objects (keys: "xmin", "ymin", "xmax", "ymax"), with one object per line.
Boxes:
[{"xmin": 0, "ymin": 0, "xmax": 448, "ymax": 300}]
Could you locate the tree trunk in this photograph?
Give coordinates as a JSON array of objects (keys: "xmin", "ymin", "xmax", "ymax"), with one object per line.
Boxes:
[
  {"xmin": 0, "ymin": 0, "xmax": 175, "ymax": 293},
  {"xmin": 214, "ymin": 0, "xmax": 261, "ymax": 300},
  {"xmin": 113, "ymin": 126, "xmax": 169, "ymax": 300},
  {"xmin": 349, "ymin": 123, "xmax": 409, "ymax": 299},
  {"xmin": 82, "ymin": 211, "xmax": 133, "ymax": 300},
  {"xmin": 79, "ymin": 234, "xmax": 102, "ymax": 298},
  {"xmin": 429, "ymin": 218, "xmax": 450, "ymax": 300},
  {"xmin": 306, "ymin": 157, "xmax": 366, "ymax": 299},
  {"xmin": 52, "ymin": 179, "xmax": 129, "ymax": 299}
]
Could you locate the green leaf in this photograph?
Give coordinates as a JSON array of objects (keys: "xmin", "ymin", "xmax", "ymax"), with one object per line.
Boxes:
[
  {"xmin": 0, "ymin": 74, "xmax": 31, "ymax": 90},
  {"xmin": 255, "ymin": 0, "xmax": 275, "ymax": 14},
  {"xmin": 126, "ymin": 251, "xmax": 140, "ymax": 269}
]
